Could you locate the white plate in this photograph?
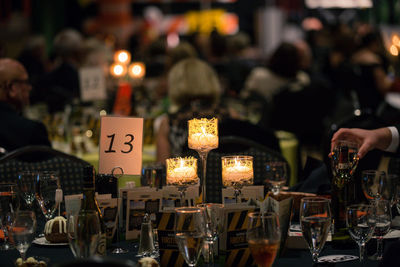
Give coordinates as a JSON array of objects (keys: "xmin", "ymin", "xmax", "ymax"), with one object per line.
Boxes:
[
  {"xmin": 318, "ymin": 255, "xmax": 358, "ymax": 263},
  {"xmin": 32, "ymin": 236, "xmax": 68, "ymax": 246}
]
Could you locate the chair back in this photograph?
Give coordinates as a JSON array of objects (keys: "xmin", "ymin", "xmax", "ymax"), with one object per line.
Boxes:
[
  {"xmin": 0, "ymin": 145, "xmax": 90, "ymax": 195},
  {"xmin": 205, "ymin": 136, "xmax": 289, "ymax": 203}
]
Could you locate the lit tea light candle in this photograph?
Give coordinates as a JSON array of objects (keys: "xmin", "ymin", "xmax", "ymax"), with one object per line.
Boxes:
[
  {"xmin": 222, "ymin": 156, "xmax": 254, "ymax": 187},
  {"xmin": 166, "ymin": 157, "xmax": 198, "ymax": 186},
  {"xmin": 188, "ymin": 118, "xmax": 218, "ymax": 151}
]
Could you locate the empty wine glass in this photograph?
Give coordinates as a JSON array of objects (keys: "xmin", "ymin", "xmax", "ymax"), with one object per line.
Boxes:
[
  {"xmin": 17, "ymin": 171, "xmax": 37, "ymax": 209},
  {"xmin": 9, "ymin": 211, "xmax": 36, "ymax": 261},
  {"xmin": 361, "ymin": 170, "xmax": 387, "ymax": 201},
  {"xmin": 0, "ymin": 183, "xmax": 20, "ymax": 250},
  {"xmin": 35, "ymin": 171, "xmax": 60, "ymax": 220},
  {"xmin": 174, "ymin": 207, "xmax": 206, "ymax": 267},
  {"xmin": 370, "ymin": 199, "xmax": 391, "ymax": 261},
  {"xmin": 67, "ymin": 211, "xmax": 101, "ymax": 258},
  {"xmin": 265, "ymin": 161, "xmax": 288, "ymax": 195},
  {"xmin": 346, "ymin": 204, "xmax": 375, "ymax": 262},
  {"xmin": 197, "ymin": 203, "xmax": 224, "ymax": 263},
  {"xmin": 247, "ymin": 212, "xmax": 281, "ymax": 267},
  {"xmin": 300, "ymin": 197, "xmax": 331, "ymax": 264}
]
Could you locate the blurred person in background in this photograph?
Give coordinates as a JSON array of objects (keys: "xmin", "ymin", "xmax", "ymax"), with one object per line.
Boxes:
[
  {"xmin": 35, "ymin": 28, "xmax": 84, "ymax": 113},
  {"xmin": 0, "ymin": 58, "xmax": 51, "ymax": 153}
]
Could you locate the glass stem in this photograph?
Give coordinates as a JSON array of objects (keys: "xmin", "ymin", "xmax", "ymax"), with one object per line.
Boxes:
[
  {"xmin": 179, "ymin": 188, "xmax": 186, "ymax": 207},
  {"xmin": 359, "ymin": 244, "xmax": 365, "ymax": 262},
  {"xmin": 198, "ymin": 151, "xmax": 208, "ymax": 203},
  {"xmin": 209, "ymin": 241, "xmax": 214, "ymax": 263},
  {"xmin": 312, "ymin": 251, "xmax": 319, "ymax": 264},
  {"xmin": 377, "ymin": 237, "xmax": 384, "ymax": 259},
  {"xmin": 20, "ymin": 251, "xmax": 26, "ymax": 261}
]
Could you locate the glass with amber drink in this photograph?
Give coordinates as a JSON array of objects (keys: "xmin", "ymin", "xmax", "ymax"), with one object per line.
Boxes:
[{"xmin": 247, "ymin": 212, "xmax": 281, "ymax": 267}]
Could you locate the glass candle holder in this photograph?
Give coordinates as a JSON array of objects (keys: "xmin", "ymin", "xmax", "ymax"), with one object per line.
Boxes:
[
  {"xmin": 222, "ymin": 156, "xmax": 254, "ymax": 203},
  {"xmin": 188, "ymin": 118, "xmax": 218, "ymax": 203},
  {"xmin": 166, "ymin": 157, "xmax": 198, "ymax": 206}
]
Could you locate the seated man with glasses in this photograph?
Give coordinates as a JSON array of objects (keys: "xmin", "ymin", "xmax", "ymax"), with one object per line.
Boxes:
[{"xmin": 0, "ymin": 58, "xmax": 51, "ymax": 153}]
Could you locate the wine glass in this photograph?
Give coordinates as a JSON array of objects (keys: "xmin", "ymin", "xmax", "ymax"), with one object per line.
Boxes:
[
  {"xmin": 246, "ymin": 212, "xmax": 281, "ymax": 267},
  {"xmin": 361, "ymin": 170, "xmax": 387, "ymax": 201},
  {"xmin": 35, "ymin": 171, "xmax": 61, "ymax": 220},
  {"xmin": 174, "ymin": 207, "xmax": 206, "ymax": 267},
  {"xmin": 17, "ymin": 171, "xmax": 37, "ymax": 209},
  {"xmin": 264, "ymin": 161, "xmax": 288, "ymax": 195},
  {"xmin": 9, "ymin": 211, "xmax": 36, "ymax": 261},
  {"xmin": 300, "ymin": 197, "xmax": 331, "ymax": 264},
  {"xmin": 370, "ymin": 199, "xmax": 391, "ymax": 261},
  {"xmin": 67, "ymin": 211, "xmax": 101, "ymax": 258},
  {"xmin": 197, "ymin": 203, "xmax": 224, "ymax": 263},
  {"xmin": 346, "ymin": 204, "xmax": 376, "ymax": 262},
  {"xmin": 0, "ymin": 183, "xmax": 20, "ymax": 250}
]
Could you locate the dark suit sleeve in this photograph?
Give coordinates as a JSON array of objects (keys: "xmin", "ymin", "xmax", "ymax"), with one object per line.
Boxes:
[
  {"xmin": 29, "ymin": 121, "xmax": 52, "ymax": 147},
  {"xmin": 396, "ymin": 125, "xmax": 400, "ymax": 155}
]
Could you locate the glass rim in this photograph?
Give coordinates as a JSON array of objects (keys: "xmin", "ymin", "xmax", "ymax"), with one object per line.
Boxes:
[
  {"xmin": 362, "ymin": 170, "xmax": 386, "ymax": 175},
  {"xmin": 196, "ymin": 203, "xmax": 224, "ymax": 208},
  {"xmin": 175, "ymin": 207, "xmax": 203, "ymax": 213},
  {"xmin": 0, "ymin": 182, "xmax": 18, "ymax": 186},
  {"xmin": 346, "ymin": 204, "xmax": 373, "ymax": 210},
  {"xmin": 301, "ymin": 197, "xmax": 331, "ymax": 203},
  {"xmin": 221, "ymin": 155, "xmax": 253, "ymax": 160},
  {"xmin": 247, "ymin": 211, "xmax": 278, "ymax": 219},
  {"xmin": 334, "ymin": 139, "xmax": 360, "ymax": 148}
]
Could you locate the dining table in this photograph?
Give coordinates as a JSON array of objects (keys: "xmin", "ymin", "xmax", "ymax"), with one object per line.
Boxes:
[{"xmin": 0, "ymin": 238, "xmax": 391, "ymax": 267}]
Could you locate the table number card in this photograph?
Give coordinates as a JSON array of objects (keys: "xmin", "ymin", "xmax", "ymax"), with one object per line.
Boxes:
[
  {"xmin": 79, "ymin": 67, "xmax": 107, "ymax": 101},
  {"xmin": 99, "ymin": 116, "xmax": 143, "ymax": 175}
]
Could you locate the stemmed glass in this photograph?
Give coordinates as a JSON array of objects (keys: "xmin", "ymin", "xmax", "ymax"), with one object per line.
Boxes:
[
  {"xmin": 0, "ymin": 183, "xmax": 20, "ymax": 250},
  {"xmin": 35, "ymin": 171, "xmax": 61, "ymax": 221},
  {"xmin": 300, "ymin": 197, "xmax": 331, "ymax": 264},
  {"xmin": 264, "ymin": 161, "xmax": 288, "ymax": 195},
  {"xmin": 67, "ymin": 211, "xmax": 101, "ymax": 258},
  {"xmin": 188, "ymin": 118, "xmax": 218, "ymax": 203},
  {"xmin": 361, "ymin": 170, "xmax": 387, "ymax": 201},
  {"xmin": 247, "ymin": 212, "xmax": 281, "ymax": 267},
  {"xmin": 174, "ymin": 207, "xmax": 206, "ymax": 267},
  {"xmin": 346, "ymin": 204, "xmax": 376, "ymax": 262},
  {"xmin": 9, "ymin": 211, "xmax": 36, "ymax": 261},
  {"xmin": 370, "ymin": 199, "xmax": 391, "ymax": 261},
  {"xmin": 17, "ymin": 171, "xmax": 36, "ymax": 209},
  {"xmin": 197, "ymin": 203, "xmax": 224, "ymax": 264}
]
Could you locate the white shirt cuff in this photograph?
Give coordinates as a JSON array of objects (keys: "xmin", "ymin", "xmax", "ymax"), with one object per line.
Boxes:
[{"xmin": 385, "ymin": 126, "xmax": 399, "ymax": 153}]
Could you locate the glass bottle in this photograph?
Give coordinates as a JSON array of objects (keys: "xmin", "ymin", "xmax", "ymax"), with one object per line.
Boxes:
[{"xmin": 80, "ymin": 165, "xmax": 107, "ymax": 256}]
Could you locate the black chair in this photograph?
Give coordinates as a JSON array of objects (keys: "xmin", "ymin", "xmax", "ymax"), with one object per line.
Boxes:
[
  {"xmin": 205, "ymin": 135, "xmax": 289, "ymax": 203},
  {"xmin": 0, "ymin": 145, "xmax": 91, "ymax": 195}
]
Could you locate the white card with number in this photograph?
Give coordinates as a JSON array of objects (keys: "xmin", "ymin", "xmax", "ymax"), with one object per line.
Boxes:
[
  {"xmin": 79, "ymin": 67, "xmax": 107, "ymax": 101},
  {"xmin": 99, "ymin": 116, "xmax": 143, "ymax": 175}
]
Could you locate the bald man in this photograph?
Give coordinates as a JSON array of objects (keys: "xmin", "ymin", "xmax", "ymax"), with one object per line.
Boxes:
[{"xmin": 0, "ymin": 58, "xmax": 51, "ymax": 153}]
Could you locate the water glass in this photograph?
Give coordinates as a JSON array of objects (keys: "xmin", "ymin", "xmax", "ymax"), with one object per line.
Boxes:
[
  {"xmin": 9, "ymin": 211, "xmax": 36, "ymax": 261},
  {"xmin": 174, "ymin": 207, "xmax": 206, "ymax": 267},
  {"xmin": 67, "ymin": 211, "xmax": 101, "ymax": 258},
  {"xmin": 265, "ymin": 161, "xmax": 288, "ymax": 195},
  {"xmin": 35, "ymin": 171, "xmax": 60, "ymax": 220},
  {"xmin": 17, "ymin": 171, "xmax": 37, "ymax": 209},
  {"xmin": 300, "ymin": 197, "xmax": 331, "ymax": 264},
  {"xmin": 361, "ymin": 170, "xmax": 387, "ymax": 201},
  {"xmin": 0, "ymin": 183, "xmax": 20, "ymax": 250},
  {"xmin": 370, "ymin": 199, "xmax": 391, "ymax": 261},
  {"xmin": 247, "ymin": 212, "xmax": 281, "ymax": 267},
  {"xmin": 346, "ymin": 204, "xmax": 375, "ymax": 262}
]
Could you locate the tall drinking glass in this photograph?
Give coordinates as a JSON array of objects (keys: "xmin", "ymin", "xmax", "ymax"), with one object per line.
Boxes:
[
  {"xmin": 247, "ymin": 212, "xmax": 281, "ymax": 267},
  {"xmin": 67, "ymin": 211, "xmax": 101, "ymax": 258},
  {"xmin": 265, "ymin": 161, "xmax": 288, "ymax": 195},
  {"xmin": 197, "ymin": 203, "xmax": 224, "ymax": 263},
  {"xmin": 370, "ymin": 199, "xmax": 391, "ymax": 261},
  {"xmin": 174, "ymin": 207, "xmax": 206, "ymax": 267},
  {"xmin": 346, "ymin": 204, "xmax": 375, "ymax": 262},
  {"xmin": 9, "ymin": 211, "xmax": 36, "ymax": 261},
  {"xmin": 361, "ymin": 170, "xmax": 387, "ymax": 201},
  {"xmin": 0, "ymin": 183, "xmax": 20, "ymax": 250},
  {"xmin": 17, "ymin": 171, "xmax": 36, "ymax": 209},
  {"xmin": 300, "ymin": 197, "xmax": 331, "ymax": 264},
  {"xmin": 35, "ymin": 171, "xmax": 60, "ymax": 220}
]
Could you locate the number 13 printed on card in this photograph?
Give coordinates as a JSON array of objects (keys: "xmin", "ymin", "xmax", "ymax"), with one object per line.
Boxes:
[{"xmin": 99, "ymin": 116, "xmax": 144, "ymax": 175}]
